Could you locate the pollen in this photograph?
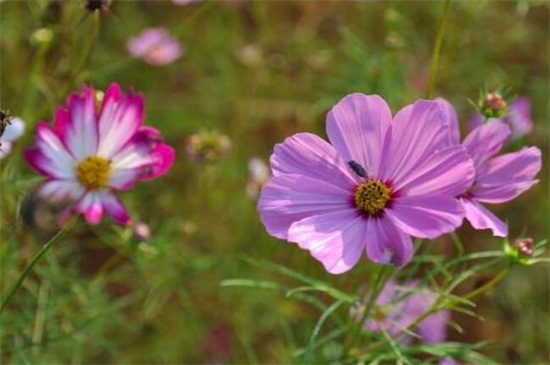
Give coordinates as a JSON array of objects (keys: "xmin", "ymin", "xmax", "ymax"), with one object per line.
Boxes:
[
  {"xmin": 354, "ymin": 180, "xmax": 392, "ymax": 216},
  {"xmin": 76, "ymin": 156, "xmax": 111, "ymax": 190}
]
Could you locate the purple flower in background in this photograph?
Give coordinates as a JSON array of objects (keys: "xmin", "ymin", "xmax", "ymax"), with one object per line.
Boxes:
[
  {"xmin": 356, "ymin": 279, "xmax": 450, "ymax": 344},
  {"xmin": 127, "ymin": 28, "xmax": 183, "ymax": 66},
  {"xmin": 0, "ymin": 116, "xmax": 25, "ymax": 159},
  {"xmin": 458, "ymin": 121, "xmax": 541, "ymax": 237},
  {"xmin": 258, "ymin": 94, "xmax": 475, "ymax": 274},
  {"xmin": 24, "ymin": 83, "xmax": 175, "ymax": 225},
  {"xmin": 468, "ymin": 97, "xmax": 533, "ymax": 139},
  {"xmin": 172, "ymin": 0, "xmax": 202, "ymax": 5}
]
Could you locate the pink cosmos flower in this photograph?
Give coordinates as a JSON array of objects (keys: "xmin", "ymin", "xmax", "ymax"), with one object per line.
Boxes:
[
  {"xmin": 127, "ymin": 28, "xmax": 183, "ymax": 66},
  {"xmin": 457, "ymin": 121, "xmax": 541, "ymax": 236},
  {"xmin": 258, "ymin": 94, "xmax": 475, "ymax": 274},
  {"xmin": 24, "ymin": 83, "xmax": 175, "ymax": 225},
  {"xmin": 357, "ymin": 279, "xmax": 450, "ymax": 344},
  {"xmin": 468, "ymin": 97, "xmax": 533, "ymax": 139}
]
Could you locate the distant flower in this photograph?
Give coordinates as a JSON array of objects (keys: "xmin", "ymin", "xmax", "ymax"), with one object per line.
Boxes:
[
  {"xmin": 258, "ymin": 94, "xmax": 474, "ymax": 274},
  {"xmin": 439, "ymin": 357, "xmax": 461, "ymax": 365},
  {"xmin": 24, "ymin": 83, "xmax": 175, "ymax": 225},
  {"xmin": 132, "ymin": 221, "xmax": 152, "ymax": 242},
  {"xmin": 246, "ymin": 157, "xmax": 270, "ymax": 199},
  {"xmin": 469, "ymin": 97, "xmax": 533, "ymax": 139},
  {"xmin": 354, "ymin": 279, "xmax": 450, "ymax": 344},
  {"xmin": 457, "ymin": 121, "xmax": 541, "ymax": 236},
  {"xmin": 127, "ymin": 28, "xmax": 183, "ymax": 66},
  {"xmin": 172, "ymin": 0, "xmax": 202, "ymax": 5},
  {"xmin": 184, "ymin": 130, "xmax": 232, "ymax": 162},
  {"xmin": 0, "ymin": 116, "xmax": 25, "ymax": 159}
]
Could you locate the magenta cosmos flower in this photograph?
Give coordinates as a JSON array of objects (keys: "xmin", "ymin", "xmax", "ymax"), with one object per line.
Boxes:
[
  {"xmin": 468, "ymin": 97, "xmax": 533, "ymax": 139},
  {"xmin": 457, "ymin": 121, "xmax": 541, "ymax": 237},
  {"xmin": 24, "ymin": 83, "xmax": 175, "ymax": 225},
  {"xmin": 127, "ymin": 28, "xmax": 183, "ymax": 66},
  {"xmin": 258, "ymin": 94, "xmax": 475, "ymax": 274},
  {"xmin": 358, "ymin": 279, "xmax": 450, "ymax": 344}
]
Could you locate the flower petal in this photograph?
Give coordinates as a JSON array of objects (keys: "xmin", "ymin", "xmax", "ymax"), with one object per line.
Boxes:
[
  {"xmin": 270, "ymin": 132, "xmax": 357, "ymax": 187},
  {"xmin": 507, "ymin": 97, "xmax": 532, "ymax": 137},
  {"xmin": 460, "ymin": 197, "xmax": 507, "ymax": 237},
  {"xmin": 384, "ymin": 100, "xmax": 451, "ymax": 183},
  {"xmin": 2, "ymin": 117, "xmax": 25, "ymax": 142},
  {"xmin": 287, "ymin": 209, "xmax": 366, "ymax": 274},
  {"xmin": 435, "ymin": 98, "xmax": 460, "ymax": 147},
  {"xmin": 326, "ymin": 94, "xmax": 392, "ymax": 177},
  {"xmin": 99, "ymin": 191, "xmax": 131, "ymax": 225},
  {"xmin": 62, "ymin": 85, "xmax": 99, "ymax": 159},
  {"xmin": 394, "ymin": 145, "xmax": 474, "ymax": 196},
  {"xmin": 463, "ymin": 121, "xmax": 511, "ymax": 166},
  {"xmin": 75, "ymin": 191, "xmax": 104, "ymax": 224},
  {"xmin": 365, "ymin": 216, "xmax": 412, "ymax": 266},
  {"xmin": 258, "ymin": 174, "xmax": 352, "ymax": 239},
  {"xmin": 97, "ymin": 84, "xmax": 144, "ymax": 158},
  {"xmin": 472, "ymin": 147, "xmax": 541, "ymax": 203},
  {"xmin": 38, "ymin": 179, "xmax": 85, "ymax": 202},
  {"xmin": 386, "ymin": 195, "xmax": 464, "ymax": 239}
]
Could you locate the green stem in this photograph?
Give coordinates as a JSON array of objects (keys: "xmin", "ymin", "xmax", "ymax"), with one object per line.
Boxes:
[
  {"xmin": 462, "ymin": 267, "xmax": 509, "ymax": 301},
  {"xmin": 0, "ymin": 219, "xmax": 75, "ymax": 313},
  {"xmin": 425, "ymin": 0, "xmax": 451, "ymax": 99}
]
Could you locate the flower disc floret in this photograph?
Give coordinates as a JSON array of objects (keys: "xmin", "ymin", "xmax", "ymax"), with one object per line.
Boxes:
[
  {"xmin": 76, "ymin": 156, "xmax": 111, "ymax": 190},
  {"xmin": 354, "ymin": 180, "xmax": 391, "ymax": 215}
]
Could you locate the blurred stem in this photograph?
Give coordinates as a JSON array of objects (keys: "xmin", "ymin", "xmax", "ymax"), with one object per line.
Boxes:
[
  {"xmin": 425, "ymin": 0, "xmax": 451, "ymax": 99},
  {"xmin": 345, "ymin": 265, "xmax": 393, "ymax": 356},
  {"xmin": 462, "ymin": 266, "xmax": 509, "ymax": 300},
  {"xmin": 0, "ymin": 218, "xmax": 76, "ymax": 313}
]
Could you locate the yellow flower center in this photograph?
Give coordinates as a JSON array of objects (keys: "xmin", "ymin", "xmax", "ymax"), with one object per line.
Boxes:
[
  {"xmin": 76, "ymin": 156, "xmax": 111, "ymax": 190},
  {"xmin": 354, "ymin": 180, "xmax": 392, "ymax": 216}
]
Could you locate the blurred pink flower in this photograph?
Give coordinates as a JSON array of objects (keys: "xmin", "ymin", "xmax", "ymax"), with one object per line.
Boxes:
[
  {"xmin": 127, "ymin": 28, "xmax": 183, "ymax": 66},
  {"xmin": 172, "ymin": 0, "xmax": 202, "ymax": 5},
  {"xmin": 356, "ymin": 279, "xmax": 450, "ymax": 344},
  {"xmin": 468, "ymin": 97, "xmax": 533, "ymax": 139},
  {"xmin": 24, "ymin": 83, "xmax": 175, "ymax": 225},
  {"xmin": 258, "ymin": 94, "xmax": 474, "ymax": 274},
  {"xmin": 458, "ymin": 121, "xmax": 541, "ymax": 236},
  {"xmin": 0, "ymin": 116, "xmax": 25, "ymax": 159}
]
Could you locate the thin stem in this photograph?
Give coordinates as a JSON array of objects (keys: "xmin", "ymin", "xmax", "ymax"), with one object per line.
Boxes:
[
  {"xmin": 0, "ymin": 219, "xmax": 75, "ymax": 313},
  {"xmin": 425, "ymin": 0, "xmax": 451, "ymax": 99},
  {"xmin": 462, "ymin": 267, "xmax": 509, "ymax": 301}
]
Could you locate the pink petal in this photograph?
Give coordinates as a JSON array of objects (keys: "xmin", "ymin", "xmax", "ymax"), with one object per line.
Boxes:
[
  {"xmin": 38, "ymin": 179, "xmax": 85, "ymax": 202},
  {"xmin": 141, "ymin": 143, "xmax": 175, "ymax": 180},
  {"xmin": 287, "ymin": 209, "xmax": 366, "ymax": 274},
  {"xmin": 99, "ymin": 191, "xmax": 131, "ymax": 225},
  {"xmin": 76, "ymin": 192, "xmax": 104, "ymax": 224},
  {"xmin": 435, "ymin": 98, "xmax": 460, "ymax": 147},
  {"xmin": 394, "ymin": 146, "xmax": 474, "ymax": 196},
  {"xmin": 326, "ymin": 94, "xmax": 392, "ymax": 177},
  {"xmin": 460, "ymin": 197, "xmax": 507, "ymax": 237},
  {"xmin": 386, "ymin": 195, "xmax": 464, "ymax": 239},
  {"xmin": 63, "ymin": 85, "xmax": 99, "ymax": 159},
  {"xmin": 467, "ymin": 112, "xmax": 484, "ymax": 132},
  {"xmin": 506, "ymin": 97, "xmax": 533, "ymax": 137},
  {"xmin": 107, "ymin": 168, "xmax": 142, "ymax": 190},
  {"xmin": 384, "ymin": 100, "xmax": 451, "ymax": 183},
  {"xmin": 97, "ymin": 85, "xmax": 144, "ymax": 158},
  {"xmin": 472, "ymin": 147, "xmax": 541, "ymax": 203},
  {"xmin": 463, "ymin": 121, "xmax": 511, "ymax": 166},
  {"xmin": 270, "ymin": 132, "xmax": 358, "ymax": 187},
  {"xmin": 364, "ymin": 216, "xmax": 412, "ymax": 266},
  {"xmin": 258, "ymin": 174, "xmax": 352, "ymax": 239}
]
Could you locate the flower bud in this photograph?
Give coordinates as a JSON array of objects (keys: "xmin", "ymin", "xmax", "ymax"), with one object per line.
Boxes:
[
  {"xmin": 184, "ymin": 130, "xmax": 232, "ymax": 162},
  {"xmin": 132, "ymin": 221, "xmax": 152, "ymax": 242},
  {"xmin": 512, "ymin": 237, "xmax": 534, "ymax": 258}
]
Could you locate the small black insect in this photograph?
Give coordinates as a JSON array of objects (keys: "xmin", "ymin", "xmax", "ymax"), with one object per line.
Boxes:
[
  {"xmin": 347, "ymin": 160, "xmax": 367, "ymax": 178},
  {"xmin": 0, "ymin": 109, "xmax": 12, "ymax": 147},
  {"xmin": 84, "ymin": 0, "xmax": 112, "ymax": 12}
]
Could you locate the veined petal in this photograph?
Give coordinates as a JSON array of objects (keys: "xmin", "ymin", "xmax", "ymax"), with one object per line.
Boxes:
[
  {"xmin": 463, "ymin": 121, "xmax": 511, "ymax": 166},
  {"xmin": 97, "ymin": 84, "xmax": 144, "ymax": 158},
  {"xmin": 385, "ymin": 100, "xmax": 450, "ymax": 183},
  {"xmin": 38, "ymin": 179, "xmax": 85, "ymax": 202},
  {"xmin": 258, "ymin": 174, "xmax": 353, "ymax": 239},
  {"xmin": 287, "ymin": 209, "xmax": 366, "ymax": 274},
  {"xmin": 76, "ymin": 191, "xmax": 104, "ymax": 225},
  {"xmin": 98, "ymin": 191, "xmax": 131, "ymax": 225},
  {"xmin": 270, "ymin": 132, "xmax": 358, "ymax": 187},
  {"xmin": 63, "ymin": 85, "xmax": 99, "ymax": 159},
  {"xmin": 435, "ymin": 98, "xmax": 460, "ymax": 147},
  {"xmin": 460, "ymin": 197, "xmax": 507, "ymax": 237},
  {"xmin": 326, "ymin": 94, "xmax": 392, "ymax": 177},
  {"xmin": 395, "ymin": 146, "xmax": 474, "ymax": 196},
  {"xmin": 386, "ymin": 195, "xmax": 464, "ymax": 239},
  {"xmin": 365, "ymin": 216, "xmax": 412, "ymax": 267}
]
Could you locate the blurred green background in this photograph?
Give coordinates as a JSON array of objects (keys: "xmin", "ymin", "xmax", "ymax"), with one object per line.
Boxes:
[{"xmin": 0, "ymin": 0, "xmax": 548, "ymax": 363}]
